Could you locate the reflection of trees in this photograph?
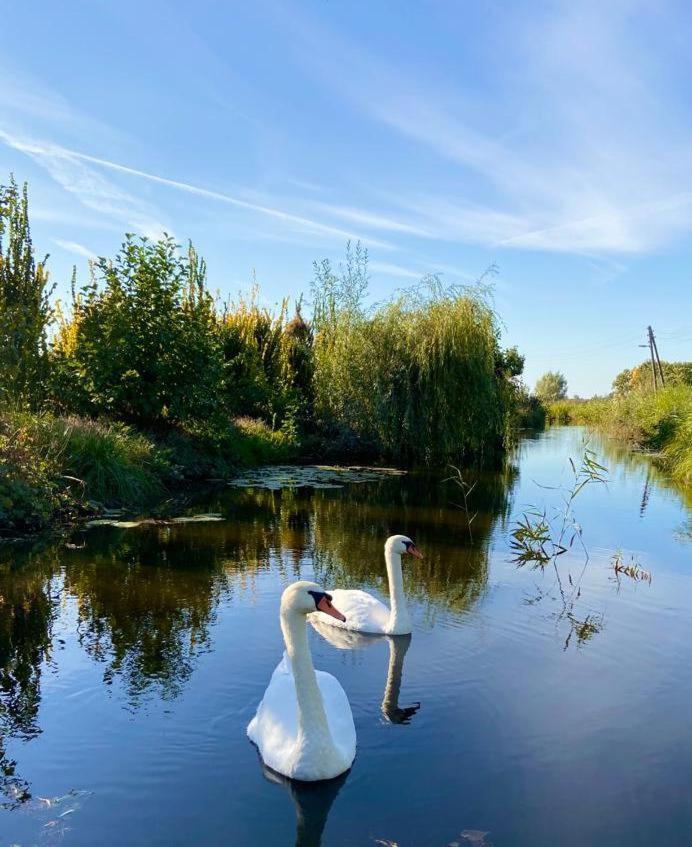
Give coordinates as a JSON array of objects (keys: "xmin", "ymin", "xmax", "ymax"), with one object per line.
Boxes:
[
  {"xmin": 0, "ymin": 544, "xmax": 58, "ymax": 808},
  {"xmin": 62, "ymin": 535, "xmax": 231, "ymax": 703},
  {"xmin": 305, "ymin": 468, "xmax": 517, "ymax": 617},
  {"xmin": 0, "ymin": 462, "xmax": 516, "ymax": 808}
]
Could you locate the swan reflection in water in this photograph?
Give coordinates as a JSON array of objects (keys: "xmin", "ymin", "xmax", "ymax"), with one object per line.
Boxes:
[
  {"xmin": 311, "ymin": 621, "xmax": 421, "ymax": 725},
  {"xmin": 262, "ymin": 763, "xmax": 348, "ymax": 847}
]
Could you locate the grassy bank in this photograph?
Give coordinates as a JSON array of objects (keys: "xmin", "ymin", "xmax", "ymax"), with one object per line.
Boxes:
[
  {"xmin": 0, "ymin": 409, "xmax": 298, "ymax": 536},
  {"xmin": 546, "ymin": 386, "xmax": 692, "ymax": 483},
  {"xmin": 1, "ymin": 177, "xmax": 529, "ymax": 536}
]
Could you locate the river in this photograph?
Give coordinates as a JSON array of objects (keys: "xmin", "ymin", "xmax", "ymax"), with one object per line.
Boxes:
[{"xmin": 1, "ymin": 426, "xmax": 690, "ymax": 846}]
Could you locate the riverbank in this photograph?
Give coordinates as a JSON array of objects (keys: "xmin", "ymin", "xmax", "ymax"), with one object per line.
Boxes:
[
  {"xmin": 0, "ymin": 409, "xmax": 299, "ymax": 537},
  {"xmin": 546, "ymin": 385, "xmax": 692, "ymax": 484}
]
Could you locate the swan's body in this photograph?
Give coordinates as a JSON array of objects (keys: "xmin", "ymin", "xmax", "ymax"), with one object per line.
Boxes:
[
  {"xmin": 247, "ymin": 581, "xmax": 356, "ymax": 782},
  {"xmin": 310, "ymin": 535, "xmax": 422, "ymax": 636}
]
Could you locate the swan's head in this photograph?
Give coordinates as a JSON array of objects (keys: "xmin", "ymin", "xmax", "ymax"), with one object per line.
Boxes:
[
  {"xmin": 281, "ymin": 580, "xmax": 347, "ymax": 622},
  {"xmin": 385, "ymin": 534, "xmax": 423, "ymax": 560}
]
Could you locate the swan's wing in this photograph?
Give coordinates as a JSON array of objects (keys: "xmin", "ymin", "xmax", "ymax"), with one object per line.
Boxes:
[
  {"xmin": 247, "ymin": 658, "xmax": 298, "ymax": 776},
  {"xmin": 316, "ymin": 670, "xmax": 356, "ymax": 765},
  {"xmin": 311, "ymin": 589, "xmax": 390, "ymax": 634}
]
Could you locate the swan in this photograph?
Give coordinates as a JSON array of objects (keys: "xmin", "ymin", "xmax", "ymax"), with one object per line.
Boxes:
[
  {"xmin": 247, "ymin": 580, "xmax": 356, "ymax": 782},
  {"xmin": 310, "ymin": 535, "xmax": 423, "ymax": 635},
  {"xmin": 311, "ymin": 620, "xmax": 421, "ymax": 724}
]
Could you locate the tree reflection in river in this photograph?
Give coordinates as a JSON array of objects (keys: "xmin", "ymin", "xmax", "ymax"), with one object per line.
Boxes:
[
  {"xmin": 0, "ymin": 462, "xmax": 517, "ymax": 808},
  {"xmin": 0, "ymin": 544, "xmax": 58, "ymax": 807}
]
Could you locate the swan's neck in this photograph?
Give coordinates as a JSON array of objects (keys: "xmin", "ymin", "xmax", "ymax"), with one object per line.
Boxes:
[
  {"xmin": 385, "ymin": 547, "xmax": 411, "ymax": 634},
  {"xmin": 281, "ymin": 609, "xmax": 339, "ymax": 766},
  {"xmin": 381, "ymin": 635, "xmax": 410, "ymax": 716}
]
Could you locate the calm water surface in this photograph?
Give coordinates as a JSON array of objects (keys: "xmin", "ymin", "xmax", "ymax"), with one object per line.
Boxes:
[{"xmin": 1, "ymin": 427, "xmax": 691, "ymax": 847}]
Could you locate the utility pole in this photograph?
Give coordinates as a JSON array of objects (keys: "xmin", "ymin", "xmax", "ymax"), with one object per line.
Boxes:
[
  {"xmin": 650, "ymin": 326, "xmax": 666, "ymax": 386},
  {"xmin": 639, "ymin": 326, "xmax": 664, "ymax": 392}
]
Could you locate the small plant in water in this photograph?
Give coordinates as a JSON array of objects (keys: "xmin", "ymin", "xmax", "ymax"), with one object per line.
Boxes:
[
  {"xmin": 510, "ymin": 446, "xmax": 608, "ymax": 572},
  {"xmin": 510, "ymin": 443, "xmax": 609, "ymax": 648},
  {"xmin": 444, "ymin": 464, "xmax": 478, "ymax": 541},
  {"xmin": 611, "ymin": 551, "xmax": 652, "ymax": 585}
]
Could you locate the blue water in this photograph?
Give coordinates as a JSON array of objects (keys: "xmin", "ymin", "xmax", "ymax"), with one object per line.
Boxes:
[{"xmin": 1, "ymin": 427, "xmax": 690, "ymax": 846}]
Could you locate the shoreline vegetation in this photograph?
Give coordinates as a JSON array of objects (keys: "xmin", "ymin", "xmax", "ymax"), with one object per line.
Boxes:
[
  {"xmin": 2, "ymin": 176, "xmax": 689, "ymax": 539},
  {"xmin": 546, "ymin": 384, "xmax": 692, "ymax": 484},
  {"xmin": 1, "ymin": 177, "xmax": 531, "ymax": 537}
]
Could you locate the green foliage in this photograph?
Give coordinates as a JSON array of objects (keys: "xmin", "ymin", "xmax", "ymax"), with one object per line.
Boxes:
[
  {"xmin": 612, "ymin": 360, "xmax": 692, "ymax": 394},
  {"xmin": 217, "ymin": 291, "xmax": 313, "ymax": 430},
  {"xmin": 0, "ymin": 411, "xmax": 65, "ymax": 534},
  {"xmin": 0, "ymin": 176, "xmax": 54, "ymax": 406},
  {"xmin": 535, "ymin": 370, "xmax": 568, "ymax": 401},
  {"xmin": 547, "ymin": 386, "xmax": 692, "ymax": 483},
  {"xmin": 51, "ymin": 235, "xmax": 222, "ymax": 427},
  {"xmin": 312, "ymin": 250, "xmax": 518, "ymax": 465}
]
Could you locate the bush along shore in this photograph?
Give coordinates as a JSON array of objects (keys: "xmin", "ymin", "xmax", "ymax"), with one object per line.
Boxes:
[
  {"xmin": 0, "ymin": 177, "xmax": 531, "ymax": 536},
  {"xmin": 546, "ymin": 384, "xmax": 692, "ymax": 484}
]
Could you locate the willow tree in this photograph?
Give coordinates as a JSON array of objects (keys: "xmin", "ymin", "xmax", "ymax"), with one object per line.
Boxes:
[{"xmin": 0, "ymin": 176, "xmax": 54, "ymax": 405}]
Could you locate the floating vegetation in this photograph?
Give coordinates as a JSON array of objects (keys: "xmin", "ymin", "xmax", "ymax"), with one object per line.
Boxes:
[
  {"xmin": 84, "ymin": 513, "xmax": 224, "ymax": 529},
  {"xmin": 611, "ymin": 551, "xmax": 652, "ymax": 585},
  {"xmin": 228, "ymin": 464, "xmax": 405, "ymax": 491}
]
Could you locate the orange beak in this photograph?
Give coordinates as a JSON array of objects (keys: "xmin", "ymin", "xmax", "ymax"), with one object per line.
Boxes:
[
  {"xmin": 317, "ymin": 595, "xmax": 346, "ymax": 622},
  {"xmin": 408, "ymin": 544, "xmax": 423, "ymax": 560}
]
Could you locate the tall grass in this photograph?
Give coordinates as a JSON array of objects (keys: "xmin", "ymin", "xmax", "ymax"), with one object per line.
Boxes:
[
  {"xmin": 313, "ymin": 272, "xmax": 514, "ymax": 465},
  {"xmin": 546, "ymin": 386, "xmax": 692, "ymax": 483},
  {"xmin": 0, "ymin": 407, "xmax": 300, "ymax": 535}
]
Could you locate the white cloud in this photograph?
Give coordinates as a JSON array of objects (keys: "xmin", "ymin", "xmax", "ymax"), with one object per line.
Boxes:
[
  {"xmin": 369, "ymin": 261, "xmax": 422, "ymax": 280},
  {"xmin": 281, "ymin": 0, "xmax": 692, "ymax": 255},
  {"xmin": 52, "ymin": 239, "xmax": 97, "ymax": 260},
  {"xmin": 0, "ymin": 128, "xmax": 393, "ymax": 250},
  {"xmin": 0, "ymin": 130, "xmax": 168, "ymax": 239}
]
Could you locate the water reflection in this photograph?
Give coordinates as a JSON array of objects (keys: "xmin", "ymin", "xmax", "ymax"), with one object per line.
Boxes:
[
  {"xmin": 312, "ymin": 622, "xmax": 420, "ymax": 725},
  {"xmin": 262, "ymin": 764, "xmax": 349, "ymax": 847},
  {"xmin": 0, "ymin": 547, "xmax": 57, "ymax": 808},
  {"xmin": 0, "ymin": 462, "xmax": 513, "ymax": 809}
]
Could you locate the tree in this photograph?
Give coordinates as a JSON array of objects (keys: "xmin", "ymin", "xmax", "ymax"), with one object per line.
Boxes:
[
  {"xmin": 0, "ymin": 176, "xmax": 54, "ymax": 405},
  {"xmin": 535, "ymin": 371, "xmax": 567, "ymax": 401},
  {"xmin": 612, "ymin": 360, "xmax": 692, "ymax": 394},
  {"xmin": 52, "ymin": 235, "xmax": 223, "ymax": 427}
]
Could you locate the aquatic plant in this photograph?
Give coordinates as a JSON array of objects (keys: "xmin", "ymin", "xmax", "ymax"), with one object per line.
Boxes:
[{"xmin": 510, "ymin": 444, "xmax": 609, "ymax": 649}]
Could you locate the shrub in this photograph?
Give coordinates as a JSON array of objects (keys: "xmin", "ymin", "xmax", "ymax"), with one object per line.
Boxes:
[
  {"xmin": 0, "ymin": 176, "xmax": 53, "ymax": 406},
  {"xmin": 218, "ymin": 291, "xmax": 313, "ymax": 431},
  {"xmin": 50, "ymin": 236, "xmax": 223, "ymax": 428}
]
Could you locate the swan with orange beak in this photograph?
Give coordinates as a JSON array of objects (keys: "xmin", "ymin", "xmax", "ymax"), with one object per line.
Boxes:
[{"xmin": 310, "ymin": 535, "xmax": 423, "ymax": 636}]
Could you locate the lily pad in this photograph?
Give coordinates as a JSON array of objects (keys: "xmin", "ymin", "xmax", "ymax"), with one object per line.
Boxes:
[
  {"xmin": 228, "ymin": 464, "xmax": 405, "ymax": 491},
  {"xmin": 85, "ymin": 513, "xmax": 224, "ymax": 530}
]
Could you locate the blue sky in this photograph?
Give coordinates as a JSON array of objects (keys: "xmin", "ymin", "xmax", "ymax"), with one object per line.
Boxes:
[{"xmin": 1, "ymin": 0, "xmax": 690, "ymax": 396}]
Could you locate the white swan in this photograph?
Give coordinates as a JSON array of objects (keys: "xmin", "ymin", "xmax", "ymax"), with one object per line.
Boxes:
[
  {"xmin": 310, "ymin": 535, "xmax": 423, "ymax": 635},
  {"xmin": 247, "ymin": 580, "xmax": 356, "ymax": 782}
]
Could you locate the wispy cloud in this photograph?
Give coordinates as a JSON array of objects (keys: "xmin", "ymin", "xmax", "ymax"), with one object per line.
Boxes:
[
  {"xmin": 280, "ymin": 0, "xmax": 692, "ymax": 254},
  {"xmin": 0, "ymin": 129, "xmax": 169, "ymax": 239},
  {"xmin": 52, "ymin": 239, "xmax": 97, "ymax": 260},
  {"xmin": 0, "ymin": 129, "xmax": 392, "ymax": 249},
  {"xmin": 369, "ymin": 260, "xmax": 422, "ymax": 280}
]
